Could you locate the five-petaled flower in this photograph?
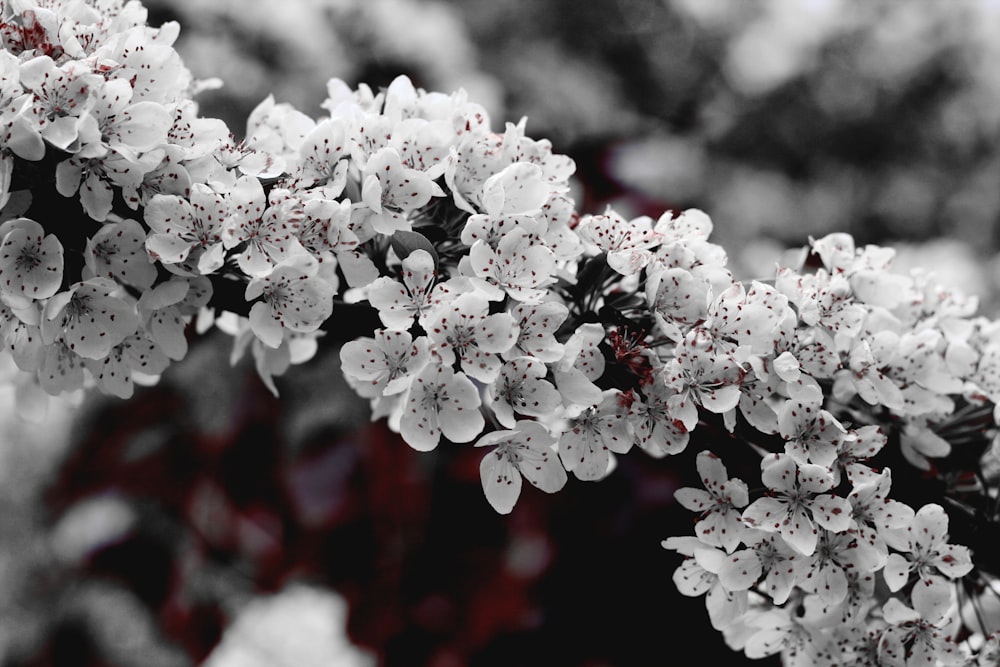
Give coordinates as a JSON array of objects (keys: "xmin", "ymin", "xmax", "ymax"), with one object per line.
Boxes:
[{"xmin": 476, "ymin": 420, "xmax": 567, "ymax": 514}]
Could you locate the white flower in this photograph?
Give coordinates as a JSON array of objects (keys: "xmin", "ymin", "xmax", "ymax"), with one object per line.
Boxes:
[
  {"xmin": 551, "ymin": 322, "xmax": 606, "ymax": 408},
  {"xmin": 879, "ymin": 597, "xmax": 966, "ymax": 666},
  {"xmin": 663, "ymin": 328, "xmax": 744, "ymax": 431},
  {"xmin": 19, "ymin": 55, "xmax": 100, "ymax": 151},
  {"xmin": 778, "ymin": 397, "xmax": 848, "ymax": 469},
  {"xmin": 37, "ymin": 341, "xmax": 85, "ymax": 395},
  {"xmin": 360, "ymin": 146, "xmax": 440, "ymax": 234},
  {"xmin": 366, "ymin": 249, "xmax": 437, "ymax": 330},
  {"xmin": 578, "ymin": 209, "xmax": 660, "ymax": 275},
  {"xmin": 136, "ymin": 278, "xmax": 203, "ymax": 361},
  {"xmin": 476, "ymin": 420, "xmax": 566, "ymax": 514},
  {"xmin": 662, "ymin": 537, "xmax": 749, "ymax": 631},
  {"xmin": 41, "ymin": 277, "xmax": 138, "ymax": 360},
  {"xmin": 246, "ymin": 258, "xmax": 334, "ymax": 348},
  {"xmin": 486, "ymin": 356, "xmax": 561, "ymax": 428},
  {"xmin": 144, "ymin": 184, "xmax": 229, "ymax": 274},
  {"xmin": 84, "ymin": 75, "xmax": 171, "ymax": 157},
  {"xmin": 84, "ymin": 217, "xmax": 156, "ymax": 288},
  {"xmin": 741, "ymin": 453, "xmax": 852, "ymax": 556},
  {"xmin": 399, "ymin": 360, "xmax": 484, "ymax": 451},
  {"xmin": 645, "ymin": 266, "xmax": 711, "ymax": 342},
  {"xmin": 627, "ymin": 380, "xmax": 691, "ymax": 457},
  {"xmin": 883, "ymin": 504, "xmax": 973, "ymax": 607},
  {"xmin": 674, "ymin": 451, "xmax": 749, "ymax": 553},
  {"xmin": 424, "ymin": 291, "xmax": 517, "ymax": 383},
  {"xmin": 289, "ymin": 117, "xmax": 349, "ymax": 191},
  {"xmin": 0, "ymin": 217, "xmax": 63, "ymax": 301},
  {"xmin": 82, "ymin": 332, "xmax": 170, "ymax": 399},
  {"xmin": 465, "ymin": 228, "xmax": 555, "ymax": 303},
  {"xmin": 558, "ymin": 391, "xmax": 632, "ymax": 480},
  {"xmin": 339, "ymin": 329, "xmax": 430, "ymax": 398},
  {"xmin": 223, "ymin": 176, "xmax": 306, "ymax": 277},
  {"xmin": 846, "ymin": 468, "xmax": 913, "ymax": 567},
  {"xmin": 478, "ymin": 161, "xmax": 550, "ymax": 218},
  {"xmin": 509, "ymin": 301, "xmax": 567, "ymax": 362}
]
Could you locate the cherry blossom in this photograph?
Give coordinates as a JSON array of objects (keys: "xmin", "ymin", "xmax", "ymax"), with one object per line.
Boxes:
[
  {"xmin": 366, "ymin": 248, "xmax": 437, "ymax": 330},
  {"xmin": 878, "ymin": 597, "xmax": 966, "ymax": 666},
  {"xmin": 360, "ymin": 145, "xmax": 440, "ymax": 234},
  {"xmin": 245, "ymin": 258, "xmax": 335, "ymax": 348},
  {"xmin": 508, "ymin": 301, "xmax": 567, "ymax": 362},
  {"xmin": 476, "ymin": 420, "xmax": 566, "ymax": 514},
  {"xmin": 663, "ymin": 537, "xmax": 750, "ymax": 631},
  {"xmin": 882, "ymin": 504, "xmax": 973, "ymax": 602},
  {"xmin": 578, "ymin": 209, "xmax": 660, "ymax": 275},
  {"xmin": 465, "ymin": 227, "xmax": 555, "ymax": 302},
  {"xmin": 40, "ymin": 277, "xmax": 138, "ymax": 360},
  {"xmin": 84, "ymin": 217, "xmax": 156, "ymax": 288},
  {"xmin": 399, "ymin": 360, "xmax": 484, "ymax": 451},
  {"xmin": 223, "ymin": 175, "xmax": 306, "ymax": 277},
  {"xmin": 339, "ymin": 329, "xmax": 430, "ymax": 398},
  {"xmin": 0, "ymin": 217, "xmax": 63, "ymax": 301},
  {"xmin": 674, "ymin": 451, "xmax": 749, "ymax": 553},
  {"xmin": 424, "ymin": 291, "xmax": 517, "ymax": 383},
  {"xmin": 486, "ymin": 356, "xmax": 561, "ymax": 428},
  {"xmin": 557, "ymin": 391, "xmax": 632, "ymax": 481},
  {"xmin": 144, "ymin": 183, "xmax": 228, "ymax": 274},
  {"xmin": 741, "ymin": 453, "xmax": 852, "ymax": 556},
  {"xmin": 0, "ymin": 8, "xmax": 997, "ymax": 661}
]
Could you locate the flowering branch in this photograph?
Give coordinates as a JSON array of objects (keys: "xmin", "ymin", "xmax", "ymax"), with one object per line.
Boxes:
[{"xmin": 1, "ymin": 1, "xmax": 999, "ymax": 664}]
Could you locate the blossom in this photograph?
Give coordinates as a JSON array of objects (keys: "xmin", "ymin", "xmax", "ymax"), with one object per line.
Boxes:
[
  {"xmin": 465, "ymin": 227, "xmax": 555, "ymax": 303},
  {"xmin": 578, "ymin": 209, "xmax": 660, "ymax": 275},
  {"xmin": 223, "ymin": 176, "xmax": 306, "ymax": 277},
  {"xmin": 778, "ymin": 397, "xmax": 848, "ymax": 469},
  {"xmin": 558, "ymin": 391, "xmax": 632, "ymax": 481},
  {"xmin": 674, "ymin": 451, "xmax": 749, "ymax": 553},
  {"xmin": 20, "ymin": 54, "xmax": 100, "ymax": 151},
  {"xmin": 627, "ymin": 379, "xmax": 691, "ymax": 457},
  {"xmin": 662, "ymin": 327, "xmax": 744, "ymax": 431},
  {"xmin": 508, "ymin": 301, "xmax": 567, "ymax": 362},
  {"xmin": 486, "ymin": 356, "xmax": 561, "ymax": 428},
  {"xmin": 476, "ymin": 420, "xmax": 566, "ymax": 514},
  {"xmin": 551, "ymin": 322, "xmax": 606, "ymax": 408},
  {"xmin": 0, "ymin": 217, "xmax": 63, "ymax": 301},
  {"xmin": 846, "ymin": 468, "xmax": 913, "ymax": 566},
  {"xmin": 37, "ymin": 340, "xmax": 85, "ymax": 395},
  {"xmin": 399, "ymin": 360, "xmax": 484, "ymax": 451},
  {"xmin": 878, "ymin": 597, "xmax": 966, "ymax": 666},
  {"xmin": 645, "ymin": 266, "xmax": 711, "ymax": 342},
  {"xmin": 245, "ymin": 258, "xmax": 335, "ymax": 348},
  {"xmin": 144, "ymin": 184, "xmax": 229, "ymax": 274},
  {"xmin": 424, "ymin": 291, "xmax": 517, "ymax": 383},
  {"xmin": 40, "ymin": 277, "xmax": 138, "ymax": 360},
  {"xmin": 136, "ymin": 278, "xmax": 203, "ymax": 361},
  {"xmin": 366, "ymin": 249, "xmax": 437, "ymax": 330},
  {"xmin": 339, "ymin": 329, "xmax": 430, "ymax": 398},
  {"xmin": 663, "ymin": 537, "xmax": 749, "ymax": 631},
  {"xmin": 360, "ymin": 145, "xmax": 440, "ymax": 234},
  {"xmin": 82, "ymin": 332, "xmax": 170, "ymax": 399},
  {"xmin": 84, "ymin": 217, "xmax": 156, "ymax": 288},
  {"xmin": 741, "ymin": 453, "xmax": 852, "ymax": 556},
  {"xmin": 289, "ymin": 117, "xmax": 349, "ymax": 191},
  {"xmin": 883, "ymin": 503, "xmax": 973, "ymax": 611}
]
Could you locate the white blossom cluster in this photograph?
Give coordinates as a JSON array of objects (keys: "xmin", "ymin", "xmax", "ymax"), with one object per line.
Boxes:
[{"xmin": 2, "ymin": 1, "xmax": 1000, "ymax": 665}]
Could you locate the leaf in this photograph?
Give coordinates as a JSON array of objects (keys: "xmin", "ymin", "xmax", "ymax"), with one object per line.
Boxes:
[{"xmin": 390, "ymin": 230, "xmax": 439, "ymax": 269}]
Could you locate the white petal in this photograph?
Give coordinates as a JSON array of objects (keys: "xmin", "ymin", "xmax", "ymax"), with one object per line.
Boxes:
[
  {"xmin": 480, "ymin": 448, "xmax": 522, "ymax": 514},
  {"xmin": 249, "ymin": 301, "xmax": 283, "ymax": 348}
]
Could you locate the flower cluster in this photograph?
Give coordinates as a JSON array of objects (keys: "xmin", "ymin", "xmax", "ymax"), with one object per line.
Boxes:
[{"xmin": 3, "ymin": 1, "xmax": 1000, "ymax": 664}]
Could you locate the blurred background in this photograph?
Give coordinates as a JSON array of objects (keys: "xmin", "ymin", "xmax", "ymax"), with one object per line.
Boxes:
[{"xmin": 3, "ymin": 0, "xmax": 1000, "ymax": 665}]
